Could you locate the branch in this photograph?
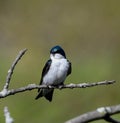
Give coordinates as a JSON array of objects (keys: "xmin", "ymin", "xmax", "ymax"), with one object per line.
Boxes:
[
  {"xmin": 4, "ymin": 48, "xmax": 27, "ymax": 90},
  {"xmin": 0, "ymin": 49, "xmax": 116, "ymax": 98},
  {"xmin": 4, "ymin": 106, "xmax": 14, "ymax": 123},
  {"xmin": 0, "ymin": 49, "xmax": 27, "ymax": 96},
  {"xmin": 65, "ymin": 104, "xmax": 120, "ymax": 123},
  {"xmin": 0, "ymin": 80, "xmax": 115, "ymax": 98}
]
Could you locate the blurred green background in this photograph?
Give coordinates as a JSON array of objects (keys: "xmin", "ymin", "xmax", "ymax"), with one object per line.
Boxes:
[{"xmin": 0, "ymin": 0, "xmax": 120, "ymax": 123}]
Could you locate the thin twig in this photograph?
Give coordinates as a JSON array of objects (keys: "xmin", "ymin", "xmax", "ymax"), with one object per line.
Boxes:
[
  {"xmin": 65, "ymin": 104, "xmax": 120, "ymax": 123},
  {"xmin": 0, "ymin": 80, "xmax": 115, "ymax": 98},
  {"xmin": 58, "ymin": 80, "xmax": 115, "ymax": 89},
  {"xmin": 4, "ymin": 106, "xmax": 14, "ymax": 123},
  {"xmin": 3, "ymin": 49, "xmax": 27, "ymax": 90}
]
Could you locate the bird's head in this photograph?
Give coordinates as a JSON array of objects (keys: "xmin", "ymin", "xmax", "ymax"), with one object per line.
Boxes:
[{"xmin": 50, "ymin": 45, "xmax": 66, "ymax": 59}]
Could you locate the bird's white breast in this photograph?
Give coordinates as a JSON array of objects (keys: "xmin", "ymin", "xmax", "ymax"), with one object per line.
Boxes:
[{"xmin": 43, "ymin": 58, "xmax": 69, "ymax": 85}]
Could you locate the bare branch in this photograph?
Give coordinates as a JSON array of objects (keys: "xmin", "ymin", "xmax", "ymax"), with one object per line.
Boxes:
[
  {"xmin": 0, "ymin": 49, "xmax": 115, "ymax": 99},
  {"xmin": 0, "ymin": 80, "xmax": 115, "ymax": 98},
  {"xmin": 4, "ymin": 106, "xmax": 14, "ymax": 123},
  {"xmin": 65, "ymin": 104, "xmax": 120, "ymax": 123},
  {"xmin": 4, "ymin": 49, "xmax": 27, "ymax": 90},
  {"xmin": 58, "ymin": 80, "xmax": 115, "ymax": 89}
]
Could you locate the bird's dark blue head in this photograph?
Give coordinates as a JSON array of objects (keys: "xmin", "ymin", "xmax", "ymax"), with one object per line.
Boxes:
[{"xmin": 50, "ymin": 45, "xmax": 66, "ymax": 58}]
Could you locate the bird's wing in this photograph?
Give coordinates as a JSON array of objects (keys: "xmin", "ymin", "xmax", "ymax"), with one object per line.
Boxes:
[
  {"xmin": 39, "ymin": 59, "xmax": 52, "ymax": 85},
  {"xmin": 67, "ymin": 60, "xmax": 72, "ymax": 76}
]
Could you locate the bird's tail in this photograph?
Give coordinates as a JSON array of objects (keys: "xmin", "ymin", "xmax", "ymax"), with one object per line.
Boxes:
[{"xmin": 35, "ymin": 89, "xmax": 54, "ymax": 102}]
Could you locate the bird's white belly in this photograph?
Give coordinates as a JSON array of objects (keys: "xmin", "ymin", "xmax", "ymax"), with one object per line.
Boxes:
[{"xmin": 43, "ymin": 59, "xmax": 69, "ymax": 85}]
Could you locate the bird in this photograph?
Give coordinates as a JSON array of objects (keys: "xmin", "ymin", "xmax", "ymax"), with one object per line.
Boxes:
[{"xmin": 35, "ymin": 45, "xmax": 71, "ymax": 102}]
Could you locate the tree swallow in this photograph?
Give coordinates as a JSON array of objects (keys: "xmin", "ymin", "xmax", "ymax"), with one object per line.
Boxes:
[{"xmin": 35, "ymin": 45, "xmax": 71, "ymax": 102}]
